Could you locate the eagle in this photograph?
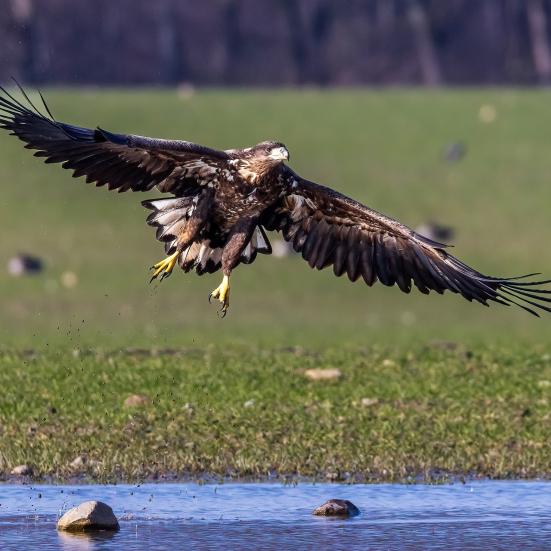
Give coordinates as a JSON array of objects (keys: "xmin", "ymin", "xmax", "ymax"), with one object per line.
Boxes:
[{"xmin": 1, "ymin": 85, "xmax": 550, "ymax": 317}]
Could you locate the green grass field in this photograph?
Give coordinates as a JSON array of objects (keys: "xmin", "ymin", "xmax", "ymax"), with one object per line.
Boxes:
[
  {"xmin": 1, "ymin": 344, "xmax": 550, "ymax": 482},
  {"xmin": 0, "ymin": 89, "xmax": 550, "ymax": 481}
]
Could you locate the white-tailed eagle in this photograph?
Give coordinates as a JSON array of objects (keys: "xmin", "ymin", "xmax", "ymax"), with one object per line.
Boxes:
[{"xmin": 1, "ymin": 85, "xmax": 550, "ymax": 317}]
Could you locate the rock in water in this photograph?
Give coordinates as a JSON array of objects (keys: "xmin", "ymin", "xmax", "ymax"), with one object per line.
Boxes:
[
  {"xmin": 57, "ymin": 501, "xmax": 119, "ymax": 532},
  {"xmin": 313, "ymin": 499, "xmax": 360, "ymax": 517}
]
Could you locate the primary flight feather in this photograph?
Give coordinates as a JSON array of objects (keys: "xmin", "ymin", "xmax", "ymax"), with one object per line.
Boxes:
[{"xmin": 1, "ymin": 85, "xmax": 550, "ymax": 317}]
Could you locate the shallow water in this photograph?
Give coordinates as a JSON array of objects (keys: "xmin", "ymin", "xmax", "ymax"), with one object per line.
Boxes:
[{"xmin": 1, "ymin": 481, "xmax": 551, "ymax": 550}]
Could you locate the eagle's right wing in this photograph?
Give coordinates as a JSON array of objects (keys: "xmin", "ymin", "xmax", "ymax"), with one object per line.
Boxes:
[{"xmin": 0, "ymin": 85, "xmax": 229, "ymax": 194}]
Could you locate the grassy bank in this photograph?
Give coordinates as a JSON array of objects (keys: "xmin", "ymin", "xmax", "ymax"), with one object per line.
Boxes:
[{"xmin": 1, "ymin": 343, "xmax": 550, "ymax": 482}]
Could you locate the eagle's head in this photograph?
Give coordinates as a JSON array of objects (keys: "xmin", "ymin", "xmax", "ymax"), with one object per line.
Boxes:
[
  {"xmin": 231, "ymin": 141, "xmax": 290, "ymax": 182},
  {"xmin": 251, "ymin": 141, "xmax": 290, "ymax": 163}
]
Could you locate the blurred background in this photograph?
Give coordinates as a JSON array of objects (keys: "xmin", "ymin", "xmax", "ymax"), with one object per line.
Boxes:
[
  {"xmin": 1, "ymin": 0, "xmax": 551, "ymax": 349},
  {"xmin": 4, "ymin": 0, "xmax": 551, "ymax": 86}
]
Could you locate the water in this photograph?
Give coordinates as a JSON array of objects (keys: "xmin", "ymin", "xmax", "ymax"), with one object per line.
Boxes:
[{"xmin": 1, "ymin": 481, "xmax": 551, "ymax": 550}]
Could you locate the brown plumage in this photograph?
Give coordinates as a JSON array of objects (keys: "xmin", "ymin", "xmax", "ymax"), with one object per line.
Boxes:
[{"xmin": 1, "ymin": 84, "xmax": 550, "ymax": 317}]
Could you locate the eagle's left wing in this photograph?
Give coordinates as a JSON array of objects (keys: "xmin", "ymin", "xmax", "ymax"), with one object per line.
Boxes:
[
  {"xmin": 261, "ymin": 169, "xmax": 551, "ymax": 316},
  {"xmin": 0, "ymin": 85, "xmax": 229, "ymax": 194}
]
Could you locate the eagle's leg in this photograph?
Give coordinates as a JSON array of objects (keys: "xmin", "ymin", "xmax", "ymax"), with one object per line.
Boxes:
[
  {"xmin": 149, "ymin": 190, "xmax": 213, "ymax": 283},
  {"xmin": 209, "ymin": 218, "xmax": 257, "ymax": 317}
]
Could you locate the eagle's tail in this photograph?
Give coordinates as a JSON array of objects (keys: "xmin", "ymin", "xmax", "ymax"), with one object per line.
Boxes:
[
  {"xmin": 142, "ymin": 196, "xmax": 197, "ymax": 244},
  {"xmin": 142, "ymin": 197, "xmax": 271, "ymax": 275}
]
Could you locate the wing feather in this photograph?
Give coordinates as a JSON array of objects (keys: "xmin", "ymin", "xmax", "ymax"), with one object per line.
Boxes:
[
  {"xmin": 360, "ymin": 235, "xmax": 377, "ymax": 286},
  {"xmin": 346, "ymin": 227, "xmax": 361, "ymax": 282}
]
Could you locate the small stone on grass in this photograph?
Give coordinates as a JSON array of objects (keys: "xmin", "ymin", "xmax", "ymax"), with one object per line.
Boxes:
[
  {"xmin": 313, "ymin": 499, "xmax": 360, "ymax": 517},
  {"xmin": 57, "ymin": 501, "xmax": 119, "ymax": 532},
  {"xmin": 11, "ymin": 465, "xmax": 33, "ymax": 476},
  {"xmin": 124, "ymin": 394, "xmax": 149, "ymax": 407},
  {"xmin": 61, "ymin": 271, "xmax": 78, "ymax": 289},
  {"xmin": 304, "ymin": 368, "xmax": 342, "ymax": 381},
  {"xmin": 70, "ymin": 455, "xmax": 87, "ymax": 469},
  {"xmin": 11, "ymin": 464, "xmax": 32, "ymax": 476},
  {"xmin": 361, "ymin": 397, "xmax": 379, "ymax": 407}
]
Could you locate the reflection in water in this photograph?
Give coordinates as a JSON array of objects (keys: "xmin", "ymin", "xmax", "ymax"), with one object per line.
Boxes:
[
  {"xmin": 58, "ymin": 530, "xmax": 117, "ymax": 550},
  {"xmin": 1, "ymin": 481, "xmax": 551, "ymax": 550}
]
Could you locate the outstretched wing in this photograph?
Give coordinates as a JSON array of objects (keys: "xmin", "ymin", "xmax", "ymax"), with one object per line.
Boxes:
[
  {"xmin": 0, "ymin": 85, "xmax": 229, "ymax": 194},
  {"xmin": 262, "ymin": 169, "xmax": 551, "ymax": 316}
]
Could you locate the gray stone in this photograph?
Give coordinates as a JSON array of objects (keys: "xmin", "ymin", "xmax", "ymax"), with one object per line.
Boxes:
[
  {"xmin": 313, "ymin": 499, "xmax": 360, "ymax": 517},
  {"xmin": 57, "ymin": 501, "xmax": 119, "ymax": 532}
]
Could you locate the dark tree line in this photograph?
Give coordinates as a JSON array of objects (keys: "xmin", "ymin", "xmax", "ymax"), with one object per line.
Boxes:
[{"xmin": 2, "ymin": 0, "xmax": 551, "ymax": 86}]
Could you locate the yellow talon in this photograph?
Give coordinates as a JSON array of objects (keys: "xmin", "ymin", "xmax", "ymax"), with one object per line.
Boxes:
[
  {"xmin": 209, "ymin": 275, "xmax": 230, "ymax": 316},
  {"xmin": 149, "ymin": 251, "xmax": 180, "ymax": 282}
]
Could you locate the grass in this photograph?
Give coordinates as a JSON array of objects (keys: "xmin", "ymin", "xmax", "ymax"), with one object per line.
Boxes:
[
  {"xmin": 0, "ymin": 88, "xmax": 550, "ymax": 481},
  {"xmin": 1, "ymin": 344, "xmax": 550, "ymax": 482}
]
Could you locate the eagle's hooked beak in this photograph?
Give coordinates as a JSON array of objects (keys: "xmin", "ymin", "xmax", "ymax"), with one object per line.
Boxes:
[{"xmin": 269, "ymin": 146, "xmax": 290, "ymax": 161}]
